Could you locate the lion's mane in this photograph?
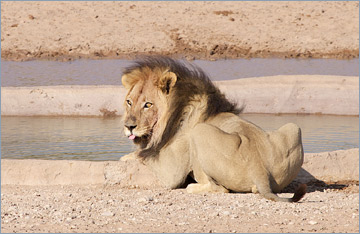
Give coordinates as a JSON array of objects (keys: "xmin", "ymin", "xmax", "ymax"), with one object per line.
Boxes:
[{"xmin": 122, "ymin": 56, "xmax": 242, "ymax": 158}]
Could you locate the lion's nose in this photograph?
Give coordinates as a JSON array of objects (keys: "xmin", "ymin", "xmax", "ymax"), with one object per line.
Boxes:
[{"xmin": 125, "ymin": 125, "xmax": 137, "ymax": 131}]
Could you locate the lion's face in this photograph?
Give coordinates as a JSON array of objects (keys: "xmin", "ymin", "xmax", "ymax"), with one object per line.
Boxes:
[
  {"xmin": 122, "ymin": 67, "xmax": 177, "ymax": 148},
  {"xmin": 123, "ymin": 80, "xmax": 161, "ymax": 147}
]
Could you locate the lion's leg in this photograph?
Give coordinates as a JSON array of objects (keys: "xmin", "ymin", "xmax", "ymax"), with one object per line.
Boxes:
[
  {"xmin": 187, "ymin": 123, "xmax": 242, "ymax": 193},
  {"xmin": 186, "ymin": 147, "xmax": 229, "ymax": 193},
  {"xmin": 143, "ymin": 135, "xmax": 192, "ymax": 189},
  {"xmin": 252, "ymin": 175, "xmax": 286, "ymax": 202},
  {"xmin": 268, "ymin": 123, "xmax": 304, "ymax": 191}
]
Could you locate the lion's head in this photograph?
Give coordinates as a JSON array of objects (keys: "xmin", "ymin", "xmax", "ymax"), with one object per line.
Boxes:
[
  {"xmin": 121, "ymin": 56, "xmax": 241, "ymax": 158},
  {"xmin": 122, "ymin": 65, "xmax": 177, "ymax": 149}
]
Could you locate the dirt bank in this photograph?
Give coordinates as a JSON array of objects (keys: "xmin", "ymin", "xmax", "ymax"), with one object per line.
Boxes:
[
  {"xmin": 1, "ymin": 149, "xmax": 359, "ymax": 233},
  {"xmin": 1, "ymin": 1, "xmax": 359, "ymax": 61}
]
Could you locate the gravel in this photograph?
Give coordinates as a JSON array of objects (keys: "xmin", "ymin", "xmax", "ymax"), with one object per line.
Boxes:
[{"xmin": 1, "ymin": 183, "xmax": 358, "ymax": 233}]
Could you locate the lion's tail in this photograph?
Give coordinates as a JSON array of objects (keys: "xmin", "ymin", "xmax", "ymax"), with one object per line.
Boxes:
[{"xmin": 261, "ymin": 183, "xmax": 307, "ymax": 202}]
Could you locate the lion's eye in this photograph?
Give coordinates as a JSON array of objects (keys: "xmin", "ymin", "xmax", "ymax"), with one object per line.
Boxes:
[
  {"xmin": 126, "ymin": 100, "xmax": 132, "ymax": 106},
  {"xmin": 144, "ymin": 102, "xmax": 153, "ymax": 109}
]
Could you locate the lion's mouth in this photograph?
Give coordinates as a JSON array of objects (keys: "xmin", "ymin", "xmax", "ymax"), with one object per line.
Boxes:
[
  {"xmin": 126, "ymin": 120, "xmax": 157, "ymax": 148},
  {"xmin": 128, "ymin": 134, "xmax": 136, "ymax": 140},
  {"xmin": 127, "ymin": 131, "xmax": 151, "ymax": 141}
]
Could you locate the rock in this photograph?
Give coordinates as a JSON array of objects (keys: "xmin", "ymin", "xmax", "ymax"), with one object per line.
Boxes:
[{"xmin": 101, "ymin": 211, "xmax": 114, "ymax": 217}]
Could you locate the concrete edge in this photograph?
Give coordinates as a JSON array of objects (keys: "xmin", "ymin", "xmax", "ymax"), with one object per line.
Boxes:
[
  {"xmin": 1, "ymin": 148, "xmax": 358, "ymax": 187},
  {"xmin": 1, "ymin": 75, "xmax": 359, "ymax": 116}
]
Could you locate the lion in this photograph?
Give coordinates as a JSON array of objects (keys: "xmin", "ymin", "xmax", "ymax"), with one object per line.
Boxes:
[{"xmin": 121, "ymin": 56, "xmax": 306, "ymax": 202}]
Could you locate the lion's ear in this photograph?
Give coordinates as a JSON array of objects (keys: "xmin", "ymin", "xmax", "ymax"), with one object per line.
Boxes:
[
  {"xmin": 121, "ymin": 74, "xmax": 132, "ymax": 90},
  {"xmin": 159, "ymin": 71, "xmax": 177, "ymax": 94}
]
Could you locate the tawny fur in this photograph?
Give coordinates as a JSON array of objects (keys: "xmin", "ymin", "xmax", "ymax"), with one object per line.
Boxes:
[{"xmin": 121, "ymin": 56, "xmax": 306, "ymax": 202}]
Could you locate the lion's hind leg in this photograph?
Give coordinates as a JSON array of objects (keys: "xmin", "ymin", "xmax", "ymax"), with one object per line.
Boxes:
[
  {"xmin": 186, "ymin": 181, "xmax": 229, "ymax": 194},
  {"xmin": 187, "ymin": 123, "xmax": 242, "ymax": 194}
]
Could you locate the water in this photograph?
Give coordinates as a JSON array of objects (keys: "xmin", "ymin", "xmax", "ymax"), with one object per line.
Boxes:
[
  {"xmin": 1, "ymin": 116, "xmax": 135, "ymax": 161},
  {"xmin": 1, "ymin": 58, "xmax": 358, "ymax": 87},
  {"xmin": 1, "ymin": 114, "xmax": 358, "ymax": 161}
]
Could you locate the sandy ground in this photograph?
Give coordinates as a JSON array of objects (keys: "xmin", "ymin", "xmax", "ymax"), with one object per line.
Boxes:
[
  {"xmin": 1, "ymin": 1, "xmax": 359, "ymax": 61},
  {"xmin": 1, "ymin": 149, "xmax": 359, "ymax": 233},
  {"xmin": 1, "ymin": 183, "xmax": 358, "ymax": 233}
]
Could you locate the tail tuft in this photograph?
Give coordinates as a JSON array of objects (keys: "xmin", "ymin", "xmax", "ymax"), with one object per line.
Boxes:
[{"xmin": 291, "ymin": 183, "xmax": 307, "ymax": 202}]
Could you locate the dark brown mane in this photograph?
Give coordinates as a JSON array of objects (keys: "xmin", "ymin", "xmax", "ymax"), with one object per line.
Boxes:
[{"xmin": 122, "ymin": 56, "xmax": 242, "ymax": 158}]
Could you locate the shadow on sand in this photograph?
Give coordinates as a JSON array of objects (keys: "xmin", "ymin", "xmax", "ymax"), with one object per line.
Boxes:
[{"xmin": 283, "ymin": 168, "xmax": 358, "ymax": 193}]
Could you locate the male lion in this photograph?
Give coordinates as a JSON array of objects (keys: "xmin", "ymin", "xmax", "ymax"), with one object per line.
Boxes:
[{"xmin": 121, "ymin": 56, "xmax": 306, "ymax": 202}]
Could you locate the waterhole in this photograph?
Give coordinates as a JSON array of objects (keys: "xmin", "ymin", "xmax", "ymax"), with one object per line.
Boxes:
[
  {"xmin": 1, "ymin": 58, "xmax": 358, "ymax": 161},
  {"xmin": 1, "ymin": 115, "xmax": 358, "ymax": 161}
]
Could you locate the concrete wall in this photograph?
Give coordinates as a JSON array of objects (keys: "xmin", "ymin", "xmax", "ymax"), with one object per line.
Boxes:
[
  {"xmin": 1, "ymin": 149, "xmax": 358, "ymax": 186},
  {"xmin": 1, "ymin": 85, "xmax": 127, "ymax": 116},
  {"xmin": 2, "ymin": 75, "xmax": 358, "ymax": 116},
  {"xmin": 217, "ymin": 75, "xmax": 359, "ymax": 115}
]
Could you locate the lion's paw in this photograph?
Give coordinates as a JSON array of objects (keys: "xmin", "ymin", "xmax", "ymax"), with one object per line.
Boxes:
[
  {"xmin": 186, "ymin": 183, "xmax": 229, "ymax": 194},
  {"xmin": 251, "ymin": 185, "xmax": 259, "ymax": 194},
  {"xmin": 186, "ymin": 183, "xmax": 204, "ymax": 194},
  {"xmin": 120, "ymin": 152, "xmax": 137, "ymax": 161}
]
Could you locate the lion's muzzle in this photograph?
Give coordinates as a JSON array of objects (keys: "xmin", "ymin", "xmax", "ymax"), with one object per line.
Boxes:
[{"xmin": 124, "ymin": 124, "xmax": 137, "ymax": 139}]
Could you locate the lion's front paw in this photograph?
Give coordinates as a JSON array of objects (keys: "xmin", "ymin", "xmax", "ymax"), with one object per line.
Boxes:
[{"xmin": 120, "ymin": 152, "xmax": 137, "ymax": 161}]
